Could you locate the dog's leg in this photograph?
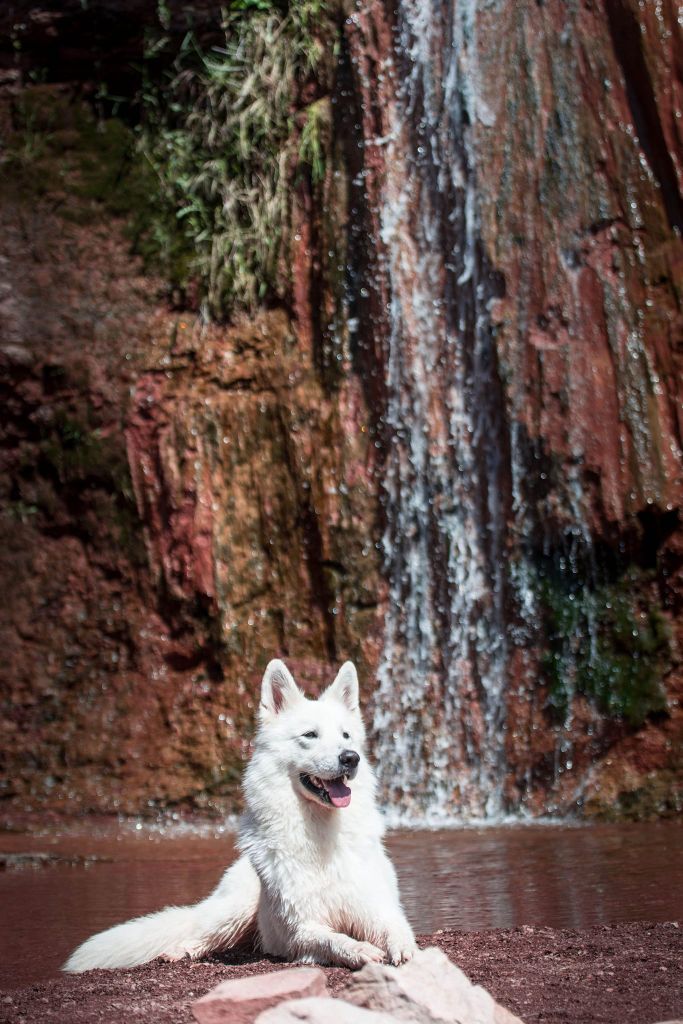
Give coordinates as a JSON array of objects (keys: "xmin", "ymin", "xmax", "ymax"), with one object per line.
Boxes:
[
  {"xmin": 292, "ymin": 922, "xmax": 386, "ymax": 969},
  {"xmin": 346, "ymin": 851, "xmax": 418, "ymax": 966}
]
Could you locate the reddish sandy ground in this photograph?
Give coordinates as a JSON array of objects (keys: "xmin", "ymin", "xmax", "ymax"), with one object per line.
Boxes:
[{"xmin": 1, "ymin": 923, "xmax": 681, "ymax": 1024}]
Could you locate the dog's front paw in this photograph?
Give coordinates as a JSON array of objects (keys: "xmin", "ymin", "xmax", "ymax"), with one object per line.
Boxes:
[
  {"xmin": 385, "ymin": 930, "xmax": 418, "ymax": 966},
  {"xmin": 345, "ymin": 940, "xmax": 386, "ymax": 969}
]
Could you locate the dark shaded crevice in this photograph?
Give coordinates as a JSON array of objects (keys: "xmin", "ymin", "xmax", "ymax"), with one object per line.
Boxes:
[
  {"xmin": 637, "ymin": 505, "xmax": 680, "ymax": 568},
  {"xmin": 321, "ymin": 559, "xmax": 347, "ymax": 576},
  {"xmin": 277, "ymin": 407, "xmax": 337, "ymax": 661},
  {"xmin": 515, "ymin": 424, "xmax": 681, "ymax": 582},
  {"xmin": 154, "ymin": 585, "xmax": 226, "ymax": 681},
  {"xmin": 298, "ymin": 497, "xmax": 338, "ymax": 662},
  {"xmin": 335, "ymin": 28, "xmax": 389, "ymax": 427},
  {"xmin": 303, "ymin": 165, "xmax": 341, "ymax": 397},
  {"xmin": 0, "ymin": 1, "xmax": 223, "ymax": 104},
  {"xmin": 216, "ymin": 377, "xmax": 257, "ymax": 392},
  {"xmin": 605, "ymin": 0, "xmax": 683, "ymax": 233},
  {"xmin": 163, "ymin": 647, "xmax": 224, "ymax": 680}
]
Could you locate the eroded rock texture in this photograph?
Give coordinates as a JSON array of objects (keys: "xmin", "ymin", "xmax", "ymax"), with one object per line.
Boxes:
[
  {"xmin": 0, "ymin": 0, "xmax": 681, "ymax": 820},
  {"xmin": 0, "ymin": 68, "xmax": 382, "ymax": 815},
  {"xmin": 345, "ymin": 0, "xmax": 683, "ymax": 818}
]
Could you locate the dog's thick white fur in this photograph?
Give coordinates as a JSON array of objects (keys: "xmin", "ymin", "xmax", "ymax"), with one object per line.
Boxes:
[{"xmin": 64, "ymin": 660, "xmax": 416, "ymax": 972}]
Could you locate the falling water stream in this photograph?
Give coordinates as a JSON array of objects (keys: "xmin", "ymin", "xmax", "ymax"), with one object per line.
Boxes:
[{"xmin": 372, "ymin": 0, "xmax": 511, "ymax": 821}]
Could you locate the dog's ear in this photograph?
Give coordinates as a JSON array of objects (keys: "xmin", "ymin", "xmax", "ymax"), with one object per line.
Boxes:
[
  {"xmin": 260, "ymin": 659, "xmax": 303, "ymax": 717},
  {"xmin": 322, "ymin": 661, "xmax": 359, "ymax": 712}
]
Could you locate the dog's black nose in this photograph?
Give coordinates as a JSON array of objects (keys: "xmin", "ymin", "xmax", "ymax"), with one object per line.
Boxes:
[{"xmin": 339, "ymin": 749, "xmax": 360, "ymax": 772}]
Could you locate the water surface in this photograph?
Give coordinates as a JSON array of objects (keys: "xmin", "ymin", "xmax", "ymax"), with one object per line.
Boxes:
[{"xmin": 1, "ymin": 820, "xmax": 680, "ymax": 990}]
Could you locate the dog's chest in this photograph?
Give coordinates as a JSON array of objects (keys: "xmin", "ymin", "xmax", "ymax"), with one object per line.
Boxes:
[{"xmin": 264, "ymin": 830, "xmax": 386, "ymax": 922}]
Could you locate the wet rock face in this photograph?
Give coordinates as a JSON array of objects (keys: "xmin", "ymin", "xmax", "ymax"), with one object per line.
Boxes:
[
  {"xmin": 345, "ymin": 0, "xmax": 683, "ymax": 817},
  {"xmin": 1, "ymin": 1, "xmax": 682, "ymax": 819},
  {"xmin": 479, "ymin": 0, "xmax": 683, "ymax": 814},
  {"xmin": 0, "ymin": 83, "xmax": 382, "ymax": 815},
  {"xmin": 124, "ymin": 310, "xmax": 383, "ymax": 694}
]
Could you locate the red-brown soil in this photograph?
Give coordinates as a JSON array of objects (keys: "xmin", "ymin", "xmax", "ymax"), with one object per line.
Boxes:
[{"xmin": 0, "ymin": 923, "xmax": 680, "ymax": 1024}]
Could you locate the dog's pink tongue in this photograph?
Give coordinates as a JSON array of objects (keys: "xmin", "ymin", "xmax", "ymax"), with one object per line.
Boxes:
[{"xmin": 325, "ymin": 778, "xmax": 351, "ymax": 808}]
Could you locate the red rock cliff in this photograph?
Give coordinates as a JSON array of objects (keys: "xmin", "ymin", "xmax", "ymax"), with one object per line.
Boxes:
[{"xmin": 0, "ymin": 0, "xmax": 681, "ymax": 821}]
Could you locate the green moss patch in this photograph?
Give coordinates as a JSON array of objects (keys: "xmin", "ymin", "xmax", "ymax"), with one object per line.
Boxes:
[
  {"xmin": 3, "ymin": 86, "xmax": 151, "ymax": 217},
  {"xmin": 23, "ymin": 407, "xmax": 146, "ymax": 565},
  {"xmin": 536, "ymin": 567, "xmax": 670, "ymax": 727}
]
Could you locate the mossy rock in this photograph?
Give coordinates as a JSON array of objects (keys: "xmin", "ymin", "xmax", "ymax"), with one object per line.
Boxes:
[
  {"xmin": 535, "ymin": 567, "xmax": 670, "ymax": 728},
  {"xmin": 583, "ymin": 768, "xmax": 683, "ymax": 821},
  {"xmin": 4, "ymin": 86, "xmax": 152, "ymax": 217},
  {"xmin": 23, "ymin": 406, "xmax": 146, "ymax": 565}
]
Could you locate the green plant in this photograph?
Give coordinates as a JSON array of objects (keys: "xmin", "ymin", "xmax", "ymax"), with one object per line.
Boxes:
[
  {"xmin": 5, "ymin": 500, "xmax": 39, "ymax": 523},
  {"xmin": 299, "ymin": 98, "xmax": 329, "ymax": 184},
  {"xmin": 4, "ymin": 82, "xmax": 58, "ymax": 167},
  {"xmin": 136, "ymin": 2, "xmax": 330, "ymax": 318}
]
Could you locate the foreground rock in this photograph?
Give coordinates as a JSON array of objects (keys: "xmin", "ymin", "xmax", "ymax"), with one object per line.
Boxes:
[
  {"xmin": 251, "ymin": 949, "xmax": 524, "ymax": 1024},
  {"xmin": 192, "ymin": 967, "xmax": 328, "ymax": 1024},
  {"xmin": 258, "ymin": 997, "xmax": 398, "ymax": 1024},
  {"xmin": 344, "ymin": 949, "xmax": 523, "ymax": 1024},
  {"xmin": 194, "ymin": 949, "xmax": 523, "ymax": 1024}
]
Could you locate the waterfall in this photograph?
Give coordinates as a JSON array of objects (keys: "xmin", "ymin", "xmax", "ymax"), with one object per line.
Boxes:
[{"xmin": 371, "ymin": 0, "xmax": 512, "ymax": 822}]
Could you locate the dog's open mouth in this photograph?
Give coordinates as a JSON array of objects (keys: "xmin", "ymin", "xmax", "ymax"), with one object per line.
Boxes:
[{"xmin": 300, "ymin": 773, "xmax": 352, "ymax": 808}]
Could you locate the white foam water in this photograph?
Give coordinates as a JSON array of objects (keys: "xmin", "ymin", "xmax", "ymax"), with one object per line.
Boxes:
[{"xmin": 371, "ymin": 0, "xmax": 511, "ymax": 822}]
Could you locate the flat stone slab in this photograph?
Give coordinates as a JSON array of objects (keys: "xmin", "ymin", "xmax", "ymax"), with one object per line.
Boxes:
[{"xmin": 192, "ymin": 967, "xmax": 328, "ymax": 1024}]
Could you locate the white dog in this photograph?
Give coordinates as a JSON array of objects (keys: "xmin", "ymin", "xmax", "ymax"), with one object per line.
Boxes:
[{"xmin": 64, "ymin": 660, "xmax": 417, "ymax": 972}]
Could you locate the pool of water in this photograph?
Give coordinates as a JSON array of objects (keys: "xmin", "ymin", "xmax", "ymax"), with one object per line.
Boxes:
[{"xmin": 1, "ymin": 820, "xmax": 681, "ymax": 990}]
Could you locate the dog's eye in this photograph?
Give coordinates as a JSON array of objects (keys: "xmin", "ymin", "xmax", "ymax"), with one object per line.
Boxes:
[
  {"xmin": 302, "ymin": 730, "xmax": 318, "ymax": 739},
  {"xmin": 342, "ymin": 732, "xmax": 350, "ymax": 740}
]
